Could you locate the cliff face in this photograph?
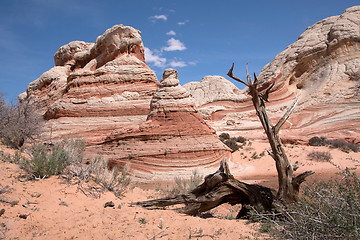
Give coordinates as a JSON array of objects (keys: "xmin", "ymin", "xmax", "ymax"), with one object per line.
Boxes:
[
  {"xmin": 20, "ymin": 25, "xmax": 159, "ymax": 145},
  {"xmin": 185, "ymin": 6, "xmax": 360, "ymax": 144},
  {"xmin": 89, "ymin": 69, "xmax": 231, "ymax": 180}
]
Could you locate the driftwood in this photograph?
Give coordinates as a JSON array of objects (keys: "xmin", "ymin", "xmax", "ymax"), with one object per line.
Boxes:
[{"xmin": 132, "ymin": 158, "xmax": 276, "ymax": 218}]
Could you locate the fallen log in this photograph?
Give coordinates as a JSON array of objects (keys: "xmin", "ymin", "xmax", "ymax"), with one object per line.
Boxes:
[{"xmin": 131, "ymin": 158, "xmax": 277, "ymax": 218}]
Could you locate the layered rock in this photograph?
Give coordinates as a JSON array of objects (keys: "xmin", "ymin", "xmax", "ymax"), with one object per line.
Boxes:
[
  {"xmin": 20, "ymin": 25, "xmax": 159, "ymax": 145},
  {"xmin": 186, "ymin": 6, "xmax": 360, "ymax": 144},
  {"xmin": 90, "ymin": 69, "xmax": 231, "ymax": 180}
]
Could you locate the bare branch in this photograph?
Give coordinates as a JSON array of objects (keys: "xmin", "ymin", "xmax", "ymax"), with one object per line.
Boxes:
[
  {"xmin": 253, "ymin": 73, "xmax": 258, "ymax": 85},
  {"xmin": 246, "ymin": 63, "xmax": 253, "ymax": 85},
  {"xmin": 227, "ymin": 63, "xmax": 248, "ymax": 86},
  {"xmin": 261, "ymin": 82, "xmax": 275, "ymax": 103},
  {"xmin": 274, "ymin": 94, "xmax": 298, "ymax": 134},
  {"xmin": 292, "ymin": 171, "xmax": 315, "ymax": 192}
]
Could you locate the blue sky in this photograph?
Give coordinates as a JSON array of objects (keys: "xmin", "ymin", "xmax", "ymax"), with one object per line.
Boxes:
[{"xmin": 0, "ymin": 0, "xmax": 358, "ymax": 104}]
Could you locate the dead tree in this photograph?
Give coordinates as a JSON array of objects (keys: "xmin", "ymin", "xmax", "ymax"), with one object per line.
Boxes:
[
  {"xmin": 132, "ymin": 64, "xmax": 314, "ymax": 217},
  {"xmin": 227, "ymin": 63, "xmax": 314, "ymax": 203},
  {"xmin": 132, "ymin": 158, "xmax": 276, "ymax": 218}
]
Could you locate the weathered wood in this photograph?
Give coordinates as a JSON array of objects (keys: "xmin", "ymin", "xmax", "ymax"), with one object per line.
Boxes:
[
  {"xmin": 227, "ymin": 63, "xmax": 314, "ymax": 203},
  {"xmin": 131, "ymin": 158, "xmax": 276, "ymax": 218}
]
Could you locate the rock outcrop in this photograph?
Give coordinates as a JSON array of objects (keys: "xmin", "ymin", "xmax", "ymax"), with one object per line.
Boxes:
[
  {"xmin": 186, "ymin": 6, "xmax": 360, "ymax": 144},
  {"xmin": 20, "ymin": 25, "xmax": 159, "ymax": 145},
  {"xmin": 90, "ymin": 69, "xmax": 231, "ymax": 180}
]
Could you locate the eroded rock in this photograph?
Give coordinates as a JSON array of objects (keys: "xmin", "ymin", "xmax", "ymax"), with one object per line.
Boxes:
[
  {"xmin": 91, "ymin": 69, "xmax": 231, "ymax": 180},
  {"xmin": 188, "ymin": 6, "xmax": 360, "ymax": 144}
]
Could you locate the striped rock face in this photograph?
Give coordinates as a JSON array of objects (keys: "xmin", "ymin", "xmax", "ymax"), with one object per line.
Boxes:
[
  {"xmin": 21, "ymin": 25, "xmax": 159, "ymax": 146},
  {"xmin": 91, "ymin": 69, "xmax": 231, "ymax": 181},
  {"xmin": 22, "ymin": 35, "xmax": 231, "ymax": 179},
  {"xmin": 185, "ymin": 6, "xmax": 360, "ymax": 144}
]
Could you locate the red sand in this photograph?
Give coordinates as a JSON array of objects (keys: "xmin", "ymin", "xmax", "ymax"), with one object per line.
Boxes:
[{"xmin": 0, "ymin": 142, "xmax": 359, "ymax": 239}]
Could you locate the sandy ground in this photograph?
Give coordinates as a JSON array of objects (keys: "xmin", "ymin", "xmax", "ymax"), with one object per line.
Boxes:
[{"xmin": 0, "ymin": 142, "xmax": 359, "ymax": 240}]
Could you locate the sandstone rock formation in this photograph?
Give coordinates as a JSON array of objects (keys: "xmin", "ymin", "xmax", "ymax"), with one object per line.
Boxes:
[
  {"xmin": 20, "ymin": 25, "xmax": 159, "ymax": 145},
  {"xmin": 186, "ymin": 6, "xmax": 360, "ymax": 144},
  {"xmin": 90, "ymin": 69, "xmax": 231, "ymax": 180}
]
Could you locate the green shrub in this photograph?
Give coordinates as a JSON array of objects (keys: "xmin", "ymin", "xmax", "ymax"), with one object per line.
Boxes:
[
  {"xmin": 308, "ymin": 136, "xmax": 359, "ymax": 152},
  {"xmin": 21, "ymin": 144, "xmax": 70, "ymax": 178},
  {"xmin": 252, "ymin": 168, "xmax": 360, "ymax": 239},
  {"xmin": 223, "ymin": 139, "xmax": 240, "ymax": 152},
  {"xmin": 21, "ymin": 138, "xmax": 85, "ymax": 179},
  {"xmin": 235, "ymin": 136, "xmax": 246, "ymax": 143},
  {"xmin": 308, "ymin": 136, "xmax": 327, "ymax": 146},
  {"xmin": 219, "ymin": 133, "xmax": 245, "ymax": 152},
  {"xmin": 219, "ymin": 133, "xmax": 230, "ymax": 140}
]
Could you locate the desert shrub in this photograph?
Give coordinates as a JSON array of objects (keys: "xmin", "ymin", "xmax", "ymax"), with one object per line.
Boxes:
[
  {"xmin": 168, "ymin": 170, "xmax": 203, "ymax": 196},
  {"xmin": 308, "ymin": 136, "xmax": 359, "ymax": 152},
  {"xmin": 0, "ymin": 96, "xmax": 43, "ymax": 149},
  {"xmin": 219, "ymin": 133, "xmax": 244, "ymax": 152},
  {"xmin": 251, "ymin": 168, "xmax": 360, "ymax": 239},
  {"xmin": 91, "ymin": 158, "xmax": 131, "ymax": 198},
  {"xmin": 219, "ymin": 133, "xmax": 230, "ymax": 140},
  {"xmin": 235, "ymin": 136, "xmax": 246, "ymax": 143},
  {"xmin": 224, "ymin": 139, "xmax": 240, "ymax": 152},
  {"xmin": 308, "ymin": 136, "xmax": 327, "ymax": 146},
  {"xmin": 329, "ymin": 139, "xmax": 359, "ymax": 153},
  {"xmin": 1, "ymin": 150, "xmax": 24, "ymax": 164},
  {"xmin": 251, "ymin": 152, "xmax": 259, "ymax": 159},
  {"xmin": 21, "ymin": 144, "xmax": 70, "ymax": 178},
  {"xmin": 307, "ymin": 151, "xmax": 332, "ymax": 162},
  {"xmin": 21, "ymin": 138, "xmax": 85, "ymax": 179}
]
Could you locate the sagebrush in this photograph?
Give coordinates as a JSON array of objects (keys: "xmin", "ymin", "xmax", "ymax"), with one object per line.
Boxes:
[
  {"xmin": 91, "ymin": 157, "xmax": 131, "ymax": 198},
  {"xmin": 21, "ymin": 138, "xmax": 85, "ymax": 179},
  {"xmin": 166, "ymin": 170, "xmax": 203, "ymax": 196},
  {"xmin": 251, "ymin": 168, "xmax": 360, "ymax": 239},
  {"xmin": 309, "ymin": 136, "xmax": 359, "ymax": 152},
  {"xmin": 307, "ymin": 151, "xmax": 332, "ymax": 162},
  {"xmin": 2, "ymin": 137, "xmax": 131, "ymax": 198}
]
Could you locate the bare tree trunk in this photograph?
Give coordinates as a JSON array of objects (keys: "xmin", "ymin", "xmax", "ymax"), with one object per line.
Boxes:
[{"xmin": 227, "ymin": 63, "xmax": 314, "ymax": 203}]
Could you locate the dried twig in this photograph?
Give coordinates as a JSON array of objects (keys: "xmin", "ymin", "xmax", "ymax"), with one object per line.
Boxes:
[
  {"xmin": 149, "ymin": 226, "xmax": 168, "ymax": 240},
  {"xmin": 274, "ymin": 94, "xmax": 298, "ymax": 134},
  {"xmin": 227, "ymin": 63, "xmax": 249, "ymax": 86}
]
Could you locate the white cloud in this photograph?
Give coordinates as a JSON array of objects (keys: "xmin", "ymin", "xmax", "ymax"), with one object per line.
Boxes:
[
  {"xmin": 166, "ymin": 30, "xmax": 176, "ymax": 36},
  {"xmin": 162, "ymin": 38, "xmax": 186, "ymax": 51},
  {"xmin": 169, "ymin": 61, "xmax": 187, "ymax": 68},
  {"xmin": 177, "ymin": 20, "xmax": 189, "ymax": 25},
  {"xmin": 151, "ymin": 15, "xmax": 167, "ymax": 21},
  {"xmin": 144, "ymin": 47, "xmax": 166, "ymax": 67}
]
